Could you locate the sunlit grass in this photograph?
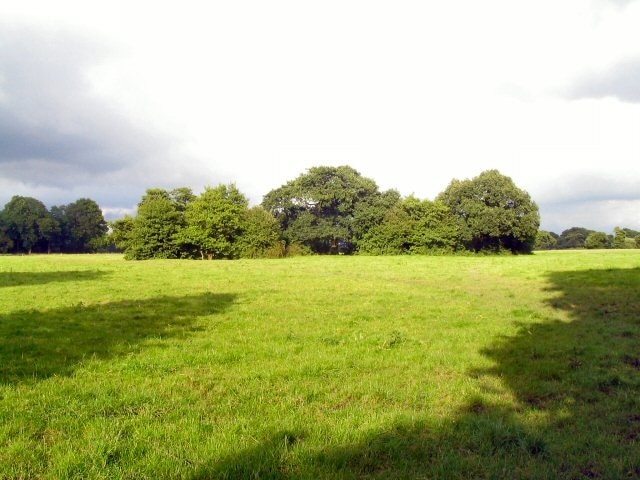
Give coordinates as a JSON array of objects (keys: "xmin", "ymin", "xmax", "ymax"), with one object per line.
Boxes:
[{"xmin": 1, "ymin": 251, "xmax": 639, "ymax": 479}]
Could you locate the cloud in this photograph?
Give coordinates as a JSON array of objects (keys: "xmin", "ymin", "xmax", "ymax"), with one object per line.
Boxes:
[
  {"xmin": 568, "ymin": 58, "xmax": 640, "ymax": 103},
  {"xmin": 540, "ymin": 199, "xmax": 640, "ymax": 234},
  {"xmin": 607, "ymin": 0, "xmax": 637, "ymax": 7},
  {"xmin": 0, "ymin": 26, "xmax": 176, "ymax": 190}
]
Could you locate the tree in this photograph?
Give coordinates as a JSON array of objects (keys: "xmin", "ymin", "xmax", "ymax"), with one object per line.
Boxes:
[
  {"xmin": 612, "ymin": 227, "xmax": 627, "ymax": 249},
  {"xmin": 125, "ymin": 188, "xmax": 187, "ymax": 259},
  {"xmin": 534, "ymin": 230, "xmax": 558, "ymax": 250},
  {"xmin": 359, "ymin": 197, "xmax": 463, "ymax": 255},
  {"xmin": 437, "ymin": 170, "xmax": 540, "ymax": 253},
  {"xmin": 236, "ymin": 206, "xmax": 283, "ymax": 258},
  {"xmin": 61, "ymin": 198, "xmax": 108, "ymax": 252},
  {"xmin": 38, "ymin": 215, "xmax": 61, "ymax": 254},
  {"xmin": 584, "ymin": 231, "xmax": 610, "ymax": 249},
  {"xmin": 1, "ymin": 196, "xmax": 53, "ymax": 254},
  {"xmin": 0, "ymin": 211, "xmax": 14, "ymax": 253},
  {"xmin": 109, "ymin": 216, "xmax": 136, "ymax": 252},
  {"xmin": 556, "ymin": 227, "xmax": 594, "ymax": 249},
  {"xmin": 176, "ymin": 184, "xmax": 248, "ymax": 260},
  {"xmin": 262, "ymin": 166, "xmax": 388, "ymax": 254}
]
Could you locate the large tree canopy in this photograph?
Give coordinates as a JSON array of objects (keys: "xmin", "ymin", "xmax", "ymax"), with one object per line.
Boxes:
[
  {"xmin": 437, "ymin": 170, "xmax": 540, "ymax": 253},
  {"xmin": 262, "ymin": 166, "xmax": 395, "ymax": 254},
  {"xmin": 1, "ymin": 196, "xmax": 53, "ymax": 254},
  {"xmin": 55, "ymin": 198, "xmax": 108, "ymax": 252}
]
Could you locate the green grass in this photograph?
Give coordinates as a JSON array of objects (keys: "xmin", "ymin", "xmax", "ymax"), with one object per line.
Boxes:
[{"xmin": 0, "ymin": 251, "xmax": 639, "ymax": 479}]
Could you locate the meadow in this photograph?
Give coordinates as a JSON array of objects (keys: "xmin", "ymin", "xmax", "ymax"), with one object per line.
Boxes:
[{"xmin": 0, "ymin": 251, "xmax": 639, "ymax": 479}]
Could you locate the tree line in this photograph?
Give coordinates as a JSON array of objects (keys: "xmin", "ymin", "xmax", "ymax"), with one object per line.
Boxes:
[
  {"xmin": 0, "ymin": 196, "xmax": 107, "ymax": 254},
  {"xmin": 110, "ymin": 167, "xmax": 541, "ymax": 259},
  {"xmin": 3, "ymin": 166, "xmax": 633, "ymax": 258},
  {"xmin": 535, "ymin": 227, "xmax": 640, "ymax": 250}
]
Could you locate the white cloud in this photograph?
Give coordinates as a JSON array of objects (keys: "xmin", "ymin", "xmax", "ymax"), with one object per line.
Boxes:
[{"xmin": 0, "ymin": 0, "xmax": 639, "ymax": 231}]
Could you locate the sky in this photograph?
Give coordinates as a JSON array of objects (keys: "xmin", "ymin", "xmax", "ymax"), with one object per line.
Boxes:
[{"xmin": 1, "ymin": 0, "xmax": 639, "ymax": 233}]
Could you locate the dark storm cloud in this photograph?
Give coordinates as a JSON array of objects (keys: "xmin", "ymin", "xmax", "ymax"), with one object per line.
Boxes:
[
  {"xmin": 0, "ymin": 26, "xmax": 170, "ymax": 188},
  {"xmin": 568, "ymin": 58, "xmax": 640, "ymax": 103}
]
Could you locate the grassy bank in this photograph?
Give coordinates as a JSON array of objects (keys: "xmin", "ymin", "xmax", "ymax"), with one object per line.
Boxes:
[{"xmin": 1, "ymin": 251, "xmax": 639, "ymax": 479}]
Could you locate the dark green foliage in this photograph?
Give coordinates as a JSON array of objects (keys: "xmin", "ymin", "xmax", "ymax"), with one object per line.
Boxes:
[
  {"xmin": 359, "ymin": 197, "xmax": 463, "ymax": 255},
  {"xmin": 351, "ymin": 188, "xmax": 402, "ymax": 248},
  {"xmin": 584, "ymin": 231, "xmax": 610, "ymax": 249},
  {"xmin": 58, "ymin": 198, "xmax": 108, "ymax": 252},
  {"xmin": 534, "ymin": 230, "xmax": 558, "ymax": 250},
  {"xmin": 262, "ymin": 166, "xmax": 386, "ymax": 254},
  {"xmin": 1, "ymin": 196, "xmax": 52, "ymax": 253},
  {"xmin": 0, "ymin": 215, "xmax": 13, "ymax": 253},
  {"xmin": 556, "ymin": 227, "xmax": 593, "ymax": 249},
  {"xmin": 437, "ymin": 170, "xmax": 540, "ymax": 253},
  {"xmin": 0, "ymin": 196, "xmax": 107, "ymax": 254}
]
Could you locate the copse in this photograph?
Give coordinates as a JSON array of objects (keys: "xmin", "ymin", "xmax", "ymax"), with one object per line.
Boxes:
[
  {"xmin": 437, "ymin": 170, "xmax": 540, "ymax": 253},
  {"xmin": 0, "ymin": 196, "xmax": 107, "ymax": 254}
]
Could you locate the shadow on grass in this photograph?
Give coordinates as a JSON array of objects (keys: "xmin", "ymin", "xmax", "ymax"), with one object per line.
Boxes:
[
  {"xmin": 194, "ymin": 268, "xmax": 640, "ymax": 479},
  {"xmin": 0, "ymin": 270, "xmax": 108, "ymax": 288},
  {"xmin": 0, "ymin": 292, "xmax": 236, "ymax": 385}
]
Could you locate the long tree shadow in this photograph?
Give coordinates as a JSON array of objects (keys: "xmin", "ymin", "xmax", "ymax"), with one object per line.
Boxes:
[
  {"xmin": 192, "ymin": 268, "xmax": 640, "ymax": 479},
  {"xmin": 0, "ymin": 270, "xmax": 108, "ymax": 288},
  {"xmin": 0, "ymin": 292, "xmax": 236, "ymax": 385}
]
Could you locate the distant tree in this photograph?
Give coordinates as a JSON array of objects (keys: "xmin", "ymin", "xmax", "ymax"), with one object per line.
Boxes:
[
  {"xmin": 556, "ymin": 227, "xmax": 593, "ymax": 249},
  {"xmin": 126, "ymin": 188, "xmax": 186, "ymax": 259},
  {"xmin": 534, "ymin": 230, "xmax": 558, "ymax": 250},
  {"xmin": 38, "ymin": 215, "xmax": 61, "ymax": 254},
  {"xmin": 61, "ymin": 198, "xmax": 108, "ymax": 252},
  {"xmin": 624, "ymin": 237, "xmax": 637, "ymax": 249},
  {"xmin": 236, "ymin": 206, "xmax": 283, "ymax": 258},
  {"xmin": 437, "ymin": 170, "xmax": 540, "ymax": 253},
  {"xmin": 262, "ymin": 166, "xmax": 385, "ymax": 254},
  {"xmin": 0, "ymin": 211, "xmax": 13, "ymax": 253},
  {"xmin": 622, "ymin": 228, "xmax": 639, "ymax": 239},
  {"xmin": 1, "ymin": 196, "xmax": 52, "ymax": 254},
  {"xmin": 612, "ymin": 227, "xmax": 627, "ymax": 249},
  {"xmin": 637, "ymin": 236, "xmax": 640, "ymax": 248},
  {"xmin": 176, "ymin": 184, "xmax": 248, "ymax": 260},
  {"xmin": 584, "ymin": 231, "xmax": 610, "ymax": 249}
]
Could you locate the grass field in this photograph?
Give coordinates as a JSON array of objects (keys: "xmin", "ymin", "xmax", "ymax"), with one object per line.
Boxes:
[{"xmin": 1, "ymin": 251, "xmax": 639, "ymax": 479}]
